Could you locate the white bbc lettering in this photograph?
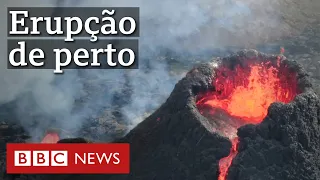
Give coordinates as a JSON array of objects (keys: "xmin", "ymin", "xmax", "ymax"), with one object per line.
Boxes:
[
  {"xmin": 14, "ymin": 150, "xmax": 68, "ymax": 166},
  {"xmin": 14, "ymin": 151, "xmax": 31, "ymax": 166},
  {"xmin": 33, "ymin": 151, "xmax": 49, "ymax": 166},
  {"xmin": 51, "ymin": 151, "xmax": 68, "ymax": 166}
]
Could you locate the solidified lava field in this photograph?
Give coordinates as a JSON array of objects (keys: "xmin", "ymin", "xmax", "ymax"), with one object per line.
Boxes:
[{"xmin": 196, "ymin": 51, "xmax": 300, "ymax": 179}]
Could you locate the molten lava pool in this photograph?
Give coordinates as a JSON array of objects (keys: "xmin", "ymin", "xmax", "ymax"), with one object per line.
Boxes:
[{"xmin": 196, "ymin": 58, "xmax": 298, "ymax": 180}]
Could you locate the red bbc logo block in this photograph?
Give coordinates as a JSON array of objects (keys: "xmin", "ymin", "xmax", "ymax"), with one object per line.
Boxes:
[
  {"xmin": 14, "ymin": 150, "xmax": 68, "ymax": 166},
  {"xmin": 6, "ymin": 143, "xmax": 130, "ymax": 174}
]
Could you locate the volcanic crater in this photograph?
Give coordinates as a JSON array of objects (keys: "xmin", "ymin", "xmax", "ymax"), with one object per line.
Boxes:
[{"xmin": 195, "ymin": 49, "xmax": 308, "ymax": 179}]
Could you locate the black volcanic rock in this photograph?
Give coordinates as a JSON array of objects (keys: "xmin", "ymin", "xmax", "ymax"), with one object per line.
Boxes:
[
  {"xmin": 108, "ymin": 61, "xmax": 232, "ymax": 180},
  {"xmin": 227, "ymin": 92, "xmax": 320, "ymax": 180},
  {"xmin": 57, "ymin": 137, "xmax": 90, "ymax": 143}
]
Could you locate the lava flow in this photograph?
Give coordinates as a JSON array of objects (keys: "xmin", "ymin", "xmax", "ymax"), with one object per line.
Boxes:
[
  {"xmin": 218, "ymin": 138, "xmax": 239, "ymax": 180},
  {"xmin": 196, "ymin": 57, "xmax": 298, "ymax": 180}
]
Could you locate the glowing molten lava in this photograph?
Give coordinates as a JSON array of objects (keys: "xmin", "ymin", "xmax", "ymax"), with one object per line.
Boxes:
[
  {"xmin": 196, "ymin": 59, "xmax": 297, "ymax": 180},
  {"xmin": 198, "ymin": 63, "xmax": 295, "ymax": 123},
  {"xmin": 218, "ymin": 138, "xmax": 238, "ymax": 180},
  {"xmin": 41, "ymin": 132, "xmax": 60, "ymax": 143}
]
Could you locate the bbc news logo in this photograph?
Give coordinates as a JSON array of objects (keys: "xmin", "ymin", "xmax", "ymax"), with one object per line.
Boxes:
[{"xmin": 6, "ymin": 143, "xmax": 130, "ymax": 174}]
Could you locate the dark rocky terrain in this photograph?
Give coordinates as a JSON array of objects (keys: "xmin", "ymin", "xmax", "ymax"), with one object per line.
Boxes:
[{"xmin": 227, "ymin": 92, "xmax": 320, "ymax": 180}]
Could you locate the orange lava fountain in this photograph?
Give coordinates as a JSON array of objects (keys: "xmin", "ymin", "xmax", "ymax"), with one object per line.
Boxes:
[
  {"xmin": 196, "ymin": 56, "xmax": 297, "ymax": 180},
  {"xmin": 41, "ymin": 132, "xmax": 60, "ymax": 143}
]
